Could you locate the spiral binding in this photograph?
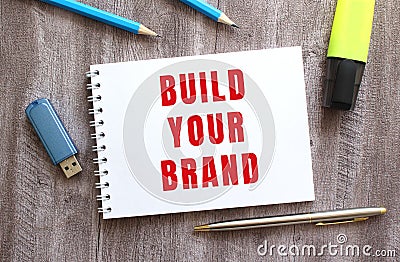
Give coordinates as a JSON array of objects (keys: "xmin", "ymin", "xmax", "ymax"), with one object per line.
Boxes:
[
  {"xmin": 86, "ymin": 83, "xmax": 100, "ymax": 90},
  {"xmin": 90, "ymin": 120, "xmax": 104, "ymax": 127},
  {"xmin": 87, "ymin": 95, "xmax": 102, "ymax": 102},
  {"xmin": 86, "ymin": 70, "xmax": 111, "ymax": 214},
  {"xmin": 98, "ymin": 207, "xmax": 112, "ymax": 213},
  {"xmin": 88, "ymin": 108, "xmax": 103, "ymax": 115},
  {"xmin": 96, "ymin": 194, "xmax": 110, "ymax": 201},
  {"xmin": 94, "ymin": 170, "xmax": 108, "ymax": 176},
  {"xmin": 91, "ymin": 132, "xmax": 105, "ymax": 139},
  {"xmin": 86, "ymin": 70, "xmax": 99, "ymax": 78},
  {"xmin": 95, "ymin": 182, "xmax": 109, "ymax": 189},
  {"xmin": 92, "ymin": 145, "xmax": 106, "ymax": 152}
]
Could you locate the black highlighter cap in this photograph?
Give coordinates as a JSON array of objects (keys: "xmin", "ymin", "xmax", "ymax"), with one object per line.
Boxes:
[
  {"xmin": 324, "ymin": 58, "xmax": 365, "ymax": 110},
  {"xmin": 323, "ymin": 0, "xmax": 375, "ymax": 110}
]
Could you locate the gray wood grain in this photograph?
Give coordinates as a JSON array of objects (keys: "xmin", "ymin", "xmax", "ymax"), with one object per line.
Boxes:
[{"xmin": 1, "ymin": 0, "xmax": 399, "ymax": 261}]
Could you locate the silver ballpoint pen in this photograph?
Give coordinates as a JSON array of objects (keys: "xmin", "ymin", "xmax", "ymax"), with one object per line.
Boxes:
[{"xmin": 194, "ymin": 207, "xmax": 387, "ymax": 231}]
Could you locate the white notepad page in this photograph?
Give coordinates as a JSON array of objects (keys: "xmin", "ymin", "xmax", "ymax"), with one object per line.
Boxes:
[{"xmin": 88, "ymin": 46, "xmax": 314, "ymax": 219}]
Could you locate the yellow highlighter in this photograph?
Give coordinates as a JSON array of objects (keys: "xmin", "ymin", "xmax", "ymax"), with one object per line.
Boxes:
[{"xmin": 323, "ymin": 0, "xmax": 376, "ymax": 110}]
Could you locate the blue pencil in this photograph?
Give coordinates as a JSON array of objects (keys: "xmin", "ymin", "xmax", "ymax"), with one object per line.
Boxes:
[
  {"xmin": 40, "ymin": 0, "xmax": 159, "ymax": 36},
  {"xmin": 180, "ymin": 0, "xmax": 238, "ymax": 27}
]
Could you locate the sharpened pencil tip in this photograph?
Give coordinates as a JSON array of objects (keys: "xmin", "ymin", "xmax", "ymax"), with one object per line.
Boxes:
[
  {"xmin": 138, "ymin": 24, "xmax": 159, "ymax": 37},
  {"xmin": 231, "ymin": 24, "xmax": 240, "ymax": 28},
  {"xmin": 194, "ymin": 225, "xmax": 210, "ymax": 231},
  {"xmin": 156, "ymin": 34, "xmax": 162, "ymax": 38}
]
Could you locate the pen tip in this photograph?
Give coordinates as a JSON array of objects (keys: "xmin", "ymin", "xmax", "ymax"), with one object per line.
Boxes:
[
  {"xmin": 231, "ymin": 24, "xmax": 240, "ymax": 28},
  {"xmin": 380, "ymin": 207, "xmax": 387, "ymax": 214},
  {"xmin": 194, "ymin": 225, "xmax": 210, "ymax": 231},
  {"xmin": 156, "ymin": 34, "xmax": 162, "ymax": 38}
]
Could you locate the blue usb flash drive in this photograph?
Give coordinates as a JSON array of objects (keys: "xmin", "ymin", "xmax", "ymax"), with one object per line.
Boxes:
[{"xmin": 25, "ymin": 98, "xmax": 82, "ymax": 178}]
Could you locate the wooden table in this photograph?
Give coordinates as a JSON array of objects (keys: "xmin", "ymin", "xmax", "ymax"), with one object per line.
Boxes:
[{"xmin": 1, "ymin": 0, "xmax": 398, "ymax": 261}]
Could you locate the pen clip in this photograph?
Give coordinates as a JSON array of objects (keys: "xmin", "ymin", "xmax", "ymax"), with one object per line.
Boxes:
[{"xmin": 315, "ymin": 217, "xmax": 369, "ymax": 226}]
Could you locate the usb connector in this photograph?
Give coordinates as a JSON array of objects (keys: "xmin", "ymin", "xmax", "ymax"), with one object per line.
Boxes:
[
  {"xmin": 25, "ymin": 98, "xmax": 82, "ymax": 178},
  {"xmin": 59, "ymin": 155, "xmax": 82, "ymax": 178}
]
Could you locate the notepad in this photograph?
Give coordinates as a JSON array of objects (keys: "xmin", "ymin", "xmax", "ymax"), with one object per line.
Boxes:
[{"xmin": 87, "ymin": 46, "xmax": 314, "ymax": 219}]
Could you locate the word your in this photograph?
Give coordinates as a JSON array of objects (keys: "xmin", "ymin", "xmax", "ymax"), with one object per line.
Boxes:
[{"xmin": 167, "ymin": 112, "xmax": 244, "ymax": 147}]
